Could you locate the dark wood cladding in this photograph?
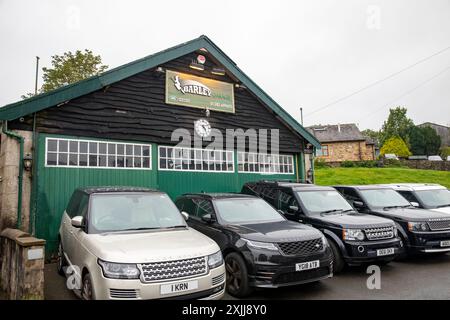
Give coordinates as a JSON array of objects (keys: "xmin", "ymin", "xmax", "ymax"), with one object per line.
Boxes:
[{"xmin": 11, "ymin": 52, "xmax": 305, "ymax": 153}]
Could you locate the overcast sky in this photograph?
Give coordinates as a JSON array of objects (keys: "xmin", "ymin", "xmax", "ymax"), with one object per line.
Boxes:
[{"xmin": 1, "ymin": 0, "xmax": 449, "ymax": 130}]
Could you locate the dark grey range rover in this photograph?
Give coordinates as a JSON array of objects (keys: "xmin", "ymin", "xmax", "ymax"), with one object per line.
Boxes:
[
  {"xmin": 334, "ymin": 185, "xmax": 450, "ymax": 256},
  {"xmin": 242, "ymin": 181, "xmax": 402, "ymax": 272}
]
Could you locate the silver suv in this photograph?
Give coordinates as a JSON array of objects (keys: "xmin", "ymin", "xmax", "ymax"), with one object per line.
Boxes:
[{"xmin": 57, "ymin": 187, "xmax": 225, "ymax": 300}]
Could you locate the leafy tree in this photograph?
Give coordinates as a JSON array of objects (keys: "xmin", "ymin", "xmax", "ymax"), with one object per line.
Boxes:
[
  {"xmin": 22, "ymin": 49, "xmax": 108, "ymax": 98},
  {"xmin": 409, "ymin": 125, "xmax": 441, "ymax": 156},
  {"xmin": 380, "ymin": 136, "xmax": 412, "ymax": 158},
  {"xmin": 379, "ymin": 107, "xmax": 414, "ymax": 145},
  {"xmin": 361, "ymin": 129, "xmax": 381, "ymax": 145},
  {"xmin": 440, "ymin": 147, "xmax": 450, "ymax": 159}
]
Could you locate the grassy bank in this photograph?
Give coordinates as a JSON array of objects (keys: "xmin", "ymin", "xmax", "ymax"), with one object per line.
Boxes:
[{"xmin": 315, "ymin": 167, "xmax": 450, "ymax": 188}]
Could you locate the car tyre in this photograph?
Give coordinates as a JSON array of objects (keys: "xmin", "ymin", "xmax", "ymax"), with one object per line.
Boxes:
[
  {"xmin": 329, "ymin": 240, "xmax": 345, "ymax": 273},
  {"xmin": 225, "ymin": 252, "xmax": 253, "ymax": 298},
  {"xmin": 57, "ymin": 240, "xmax": 67, "ymax": 276},
  {"xmin": 81, "ymin": 273, "xmax": 94, "ymax": 300}
]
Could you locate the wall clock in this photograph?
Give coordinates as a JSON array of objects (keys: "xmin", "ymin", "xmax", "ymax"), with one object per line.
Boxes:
[{"xmin": 194, "ymin": 119, "xmax": 212, "ymax": 138}]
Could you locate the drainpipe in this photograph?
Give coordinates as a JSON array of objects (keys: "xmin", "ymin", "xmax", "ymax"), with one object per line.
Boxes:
[{"xmin": 2, "ymin": 120, "xmax": 24, "ymax": 229}]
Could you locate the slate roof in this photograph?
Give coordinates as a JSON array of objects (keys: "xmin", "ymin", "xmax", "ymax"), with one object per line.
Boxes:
[{"xmin": 306, "ymin": 123, "xmax": 367, "ymax": 143}]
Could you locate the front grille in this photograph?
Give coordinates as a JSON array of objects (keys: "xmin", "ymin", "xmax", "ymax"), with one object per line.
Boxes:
[
  {"xmin": 365, "ymin": 226, "xmax": 394, "ymax": 240},
  {"xmin": 212, "ymin": 273, "xmax": 225, "ymax": 286},
  {"xmin": 277, "ymin": 238, "xmax": 323, "ymax": 256},
  {"xmin": 140, "ymin": 256, "xmax": 207, "ymax": 282},
  {"xmin": 110, "ymin": 289, "xmax": 140, "ymax": 299},
  {"xmin": 274, "ymin": 267, "xmax": 330, "ymax": 285},
  {"xmin": 428, "ymin": 219, "xmax": 450, "ymax": 231}
]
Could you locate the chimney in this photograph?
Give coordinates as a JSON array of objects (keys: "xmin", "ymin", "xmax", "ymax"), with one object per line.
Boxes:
[{"xmin": 337, "ymin": 123, "xmax": 341, "ymax": 132}]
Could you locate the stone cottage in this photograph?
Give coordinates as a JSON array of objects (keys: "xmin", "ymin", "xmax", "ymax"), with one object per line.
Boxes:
[{"xmin": 307, "ymin": 123, "xmax": 375, "ymax": 162}]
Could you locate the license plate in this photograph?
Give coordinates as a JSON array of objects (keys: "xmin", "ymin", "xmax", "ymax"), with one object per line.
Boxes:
[
  {"xmin": 440, "ymin": 240, "xmax": 450, "ymax": 247},
  {"xmin": 295, "ymin": 260, "xmax": 320, "ymax": 272},
  {"xmin": 160, "ymin": 280, "xmax": 198, "ymax": 295},
  {"xmin": 377, "ymin": 248, "xmax": 395, "ymax": 256}
]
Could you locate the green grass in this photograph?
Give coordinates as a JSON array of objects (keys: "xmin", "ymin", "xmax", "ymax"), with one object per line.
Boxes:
[{"xmin": 315, "ymin": 167, "xmax": 450, "ymax": 188}]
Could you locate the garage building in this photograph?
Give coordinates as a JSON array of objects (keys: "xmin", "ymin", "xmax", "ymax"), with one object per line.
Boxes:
[{"xmin": 0, "ymin": 35, "xmax": 320, "ymax": 256}]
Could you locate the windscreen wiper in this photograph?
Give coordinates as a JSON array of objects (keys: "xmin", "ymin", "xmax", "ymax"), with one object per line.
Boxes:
[
  {"xmin": 383, "ymin": 205, "xmax": 410, "ymax": 210},
  {"xmin": 320, "ymin": 209, "xmax": 342, "ymax": 215},
  {"xmin": 164, "ymin": 225, "xmax": 187, "ymax": 229},
  {"xmin": 436, "ymin": 204, "xmax": 450, "ymax": 208}
]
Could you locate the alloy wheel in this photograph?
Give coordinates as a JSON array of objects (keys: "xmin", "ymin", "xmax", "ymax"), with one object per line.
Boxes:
[{"xmin": 226, "ymin": 258, "xmax": 242, "ymax": 292}]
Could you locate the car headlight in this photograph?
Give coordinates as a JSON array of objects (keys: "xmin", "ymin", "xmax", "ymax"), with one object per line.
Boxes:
[
  {"xmin": 207, "ymin": 251, "xmax": 223, "ymax": 269},
  {"xmin": 243, "ymin": 239, "xmax": 278, "ymax": 251},
  {"xmin": 393, "ymin": 226, "xmax": 398, "ymax": 237},
  {"xmin": 98, "ymin": 259, "xmax": 140, "ymax": 279},
  {"xmin": 408, "ymin": 222, "xmax": 429, "ymax": 232},
  {"xmin": 343, "ymin": 229, "xmax": 365, "ymax": 241}
]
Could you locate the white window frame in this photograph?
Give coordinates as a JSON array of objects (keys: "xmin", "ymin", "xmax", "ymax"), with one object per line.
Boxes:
[
  {"xmin": 237, "ymin": 151, "xmax": 294, "ymax": 174},
  {"xmin": 45, "ymin": 137, "xmax": 152, "ymax": 170},
  {"xmin": 158, "ymin": 146, "xmax": 235, "ymax": 173}
]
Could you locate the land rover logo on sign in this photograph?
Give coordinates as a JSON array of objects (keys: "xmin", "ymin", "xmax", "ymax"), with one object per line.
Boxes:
[{"xmin": 165, "ymin": 70, "xmax": 235, "ymax": 113}]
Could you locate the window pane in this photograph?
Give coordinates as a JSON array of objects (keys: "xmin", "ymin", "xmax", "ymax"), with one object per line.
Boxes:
[
  {"xmin": 89, "ymin": 142, "xmax": 97, "ymax": 154},
  {"xmin": 159, "ymin": 147, "xmax": 166, "ymax": 157},
  {"xmin": 143, "ymin": 146, "xmax": 150, "ymax": 157},
  {"xmin": 126, "ymin": 145, "xmax": 133, "ymax": 155},
  {"xmin": 107, "ymin": 155, "xmax": 116, "ymax": 167},
  {"xmin": 108, "ymin": 143, "xmax": 116, "ymax": 155},
  {"xmin": 59, "ymin": 140, "xmax": 68, "ymax": 152},
  {"xmin": 89, "ymin": 155, "xmax": 98, "ymax": 166},
  {"xmin": 58, "ymin": 153, "xmax": 68, "ymax": 165},
  {"xmin": 47, "ymin": 152, "xmax": 57, "ymax": 165},
  {"xmin": 69, "ymin": 141, "xmax": 78, "ymax": 153},
  {"xmin": 69, "ymin": 154, "xmax": 78, "ymax": 166},
  {"xmin": 143, "ymin": 157, "xmax": 150, "ymax": 168},
  {"xmin": 80, "ymin": 142, "xmax": 88, "ymax": 153},
  {"xmin": 117, "ymin": 144, "xmax": 124, "ymax": 155},
  {"xmin": 126, "ymin": 156, "xmax": 133, "ymax": 167},
  {"xmin": 134, "ymin": 145, "xmax": 141, "ymax": 156},
  {"xmin": 48, "ymin": 139, "xmax": 57, "ymax": 152},
  {"xmin": 99, "ymin": 143, "xmax": 107, "ymax": 154},
  {"xmin": 79, "ymin": 154, "xmax": 88, "ymax": 166},
  {"xmin": 134, "ymin": 156, "xmax": 142, "ymax": 168},
  {"xmin": 117, "ymin": 156, "xmax": 125, "ymax": 167},
  {"xmin": 99, "ymin": 155, "xmax": 106, "ymax": 167},
  {"xmin": 159, "ymin": 157, "xmax": 166, "ymax": 169}
]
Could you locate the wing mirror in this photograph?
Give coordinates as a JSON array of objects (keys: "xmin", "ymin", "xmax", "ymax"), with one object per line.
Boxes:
[
  {"xmin": 288, "ymin": 205, "xmax": 299, "ymax": 212},
  {"xmin": 181, "ymin": 211, "xmax": 189, "ymax": 221},
  {"xmin": 410, "ymin": 202, "xmax": 420, "ymax": 208},
  {"xmin": 353, "ymin": 201, "xmax": 365, "ymax": 208},
  {"xmin": 71, "ymin": 216, "xmax": 84, "ymax": 228},
  {"xmin": 201, "ymin": 214, "xmax": 214, "ymax": 223}
]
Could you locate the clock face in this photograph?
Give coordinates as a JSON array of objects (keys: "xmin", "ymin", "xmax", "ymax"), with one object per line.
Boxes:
[{"xmin": 194, "ymin": 119, "xmax": 211, "ymax": 138}]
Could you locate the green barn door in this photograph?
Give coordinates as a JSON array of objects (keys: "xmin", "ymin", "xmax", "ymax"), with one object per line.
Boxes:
[{"xmin": 35, "ymin": 134, "xmax": 158, "ymax": 257}]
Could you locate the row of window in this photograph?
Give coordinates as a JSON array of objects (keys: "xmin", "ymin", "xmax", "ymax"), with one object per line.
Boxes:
[
  {"xmin": 237, "ymin": 152, "xmax": 294, "ymax": 174},
  {"xmin": 45, "ymin": 138, "xmax": 295, "ymax": 174},
  {"xmin": 46, "ymin": 138, "xmax": 151, "ymax": 169},
  {"xmin": 315, "ymin": 145, "xmax": 329, "ymax": 157}
]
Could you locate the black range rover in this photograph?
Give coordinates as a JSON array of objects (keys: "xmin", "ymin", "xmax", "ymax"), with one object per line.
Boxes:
[
  {"xmin": 175, "ymin": 193, "xmax": 333, "ymax": 297},
  {"xmin": 242, "ymin": 181, "xmax": 402, "ymax": 272},
  {"xmin": 334, "ymin": 185, "xmax": 450, "ymax": 256}
]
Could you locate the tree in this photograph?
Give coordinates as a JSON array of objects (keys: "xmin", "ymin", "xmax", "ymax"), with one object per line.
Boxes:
[
  {"xmin": 380, "ymin": 136, "xmax": 412, "ymax": 158},
  {"xmin": 379, "ymin": 107, "xmax": 414, "ymax": 145},
  {"xmin": 409, "ymin": 125, "xmax": 441, "ymax": 156},
  {"xmin": 440, "ymin": 147, "xmax": 450, "ymax": 160},
  {"xmin": 361, "ymin": 129, "xmax": 381, "ymax": 145},
  {"xmin": 22, "ymin": 49, "xmax": 108, "ymax": 98}
]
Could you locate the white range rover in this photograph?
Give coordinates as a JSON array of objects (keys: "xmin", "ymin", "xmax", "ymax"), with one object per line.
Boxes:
[{"xmin": 57, "ymin": 187, "xmax": 225, "ymax": 300}]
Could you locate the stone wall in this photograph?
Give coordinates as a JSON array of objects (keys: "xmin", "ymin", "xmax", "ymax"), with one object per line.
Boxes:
[
  {"xmin": 0, "ymin": 228, "xmax": 45, "ymax": 299},
  {"xmin": 317, "ymin": 141, "xmax": 375, "ymax": 162},
  {"xmin": 0, "ymin": 130, "xmax": 33, "ymax": 232},
  {"xmin": 400, "ymin": 159, "xmax": 450, "ymax": 171}
]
